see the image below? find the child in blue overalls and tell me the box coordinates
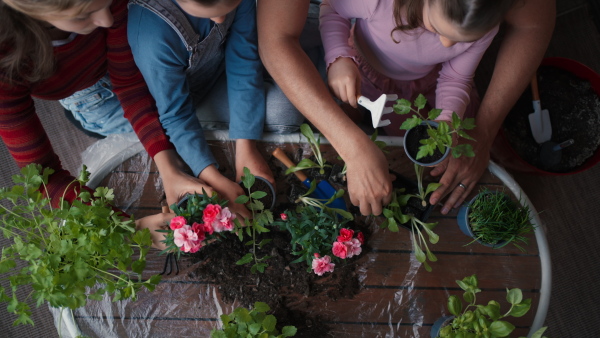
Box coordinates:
[128,0,303,218]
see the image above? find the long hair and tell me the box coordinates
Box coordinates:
[0,0,92,84]
[391,0,517,42]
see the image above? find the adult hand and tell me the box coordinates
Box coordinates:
[327,57,362,108]
[345,140,394,216]
[428,132,491,214]
[161,169,214,209]
[135,212,175,250]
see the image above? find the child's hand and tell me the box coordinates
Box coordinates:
[199,165,252,220]
[135,212,175,250]
[327,57,362,108]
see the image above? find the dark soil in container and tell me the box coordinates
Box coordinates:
[405,124,445,164]
[503,65,600,172]
[390,170,436,230]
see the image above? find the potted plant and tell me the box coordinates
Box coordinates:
[457,189,535,251]
[380,163,441,271]
[0,164,160,325]
[431,274,532,338]
[211,301,297,338]
[393,94,476,166]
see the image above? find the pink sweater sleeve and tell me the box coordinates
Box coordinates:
[319,0,377,68]
[435,26,499,120]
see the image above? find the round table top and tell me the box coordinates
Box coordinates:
[71,140,548,337]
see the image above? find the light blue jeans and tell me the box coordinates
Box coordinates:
[59,74,133,136]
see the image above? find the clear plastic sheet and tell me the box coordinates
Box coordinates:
[50,132,549,338]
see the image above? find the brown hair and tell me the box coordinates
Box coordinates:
[0,0,92,84]
[391,0,517,42]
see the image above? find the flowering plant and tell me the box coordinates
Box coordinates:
[158,191,239,258]
[278,206,363,276]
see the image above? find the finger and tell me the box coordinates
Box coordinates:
[381,173,395,206]
[430,158,449,177]
[440,182,472,215]
[359,199,373,216]
[347,83,358,108]
[369,199,383,216]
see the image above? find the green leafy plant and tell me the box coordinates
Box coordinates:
[0,164,159,326]
[293,181,353,220]
[437,274,532,338]
[278,204,351,272]
[394,94,476,159]
[466,190,535,251]
[380,164,440,271]
[285,124,330,175]
[211,301,297,338]
[234,168,275,273]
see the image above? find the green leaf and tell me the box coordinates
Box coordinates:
[425,182,442,196]
[281,325,298,337]
[414,94,427,109]
[262,314,277,332]
[506,288,523,305]
[248,323,261,335]
[254,301,270,313]
[509,298,531,317]
[388,218,399,232]
[250,191,268,200]
[448,295,462,316]
[428,108,442,120]
[488,320,515,337]
[393,99,412,115]
[399,117,421,130]
[242,167,256,189]
[528,327,548,338]
[236,253,254,265]
[416,145,433,160]
[235,195,250,204]
[462,117,476,130]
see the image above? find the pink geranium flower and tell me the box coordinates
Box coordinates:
[356,232,365,245]
[174,225,199,253]
[312,255,335,276]
[332,241,348,259]
[345,238,362,258]
[202,204,222,225]
[188,240,203,254]
[280,213,288,221]
[337,228,354,242]
[170,216,187,230]
[191,222,207,242]
[212,207,235,232]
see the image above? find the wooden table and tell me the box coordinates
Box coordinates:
[71,139,548,337]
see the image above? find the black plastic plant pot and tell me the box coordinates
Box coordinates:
[456,192,508,248]
[176,193,194,210]
[238,176,276,211]
[403,121,451,167]
[390,170,436,226]
[430,315,454,338]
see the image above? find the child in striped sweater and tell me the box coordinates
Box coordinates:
[0,0,211,247]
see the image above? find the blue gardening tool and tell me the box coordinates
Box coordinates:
[272,148,347,211]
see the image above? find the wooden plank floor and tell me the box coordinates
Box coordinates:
[77,141,542,337]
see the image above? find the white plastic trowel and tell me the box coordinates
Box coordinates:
[357,94,398,128]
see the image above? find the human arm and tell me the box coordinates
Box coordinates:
[429,0,556,213]
[319,0,371,107]
[257,0,393,216]
[435,26,498,120]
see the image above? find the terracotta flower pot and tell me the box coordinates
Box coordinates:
[404,121,451,167]
[491,57,600,175]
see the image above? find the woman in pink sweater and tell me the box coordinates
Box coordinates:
[320,0,516,135]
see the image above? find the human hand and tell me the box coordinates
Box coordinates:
[428,133,491,214]
[161,169,215,209]
[327,57,362,108]
[199,165,251,221]
[135,212,176,251]
[345,140,394,216]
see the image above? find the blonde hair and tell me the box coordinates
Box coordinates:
[0,0,93,84]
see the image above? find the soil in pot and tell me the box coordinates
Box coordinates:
[404,124,445,164]
[503,65,600,172]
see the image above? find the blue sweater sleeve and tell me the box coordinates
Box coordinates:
[127,4,216,177]
[225,0,266,139]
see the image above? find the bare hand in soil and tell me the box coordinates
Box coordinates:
[429,137,490,214]
[345,141,394,216]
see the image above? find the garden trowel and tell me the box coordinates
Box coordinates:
[528,74,552,144]
[272,148,347,211]
[358,94,398,128]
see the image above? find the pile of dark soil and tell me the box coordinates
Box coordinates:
[503,65,600,172]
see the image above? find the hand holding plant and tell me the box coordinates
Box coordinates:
[394,94,476,159]
[0,164,160,325]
